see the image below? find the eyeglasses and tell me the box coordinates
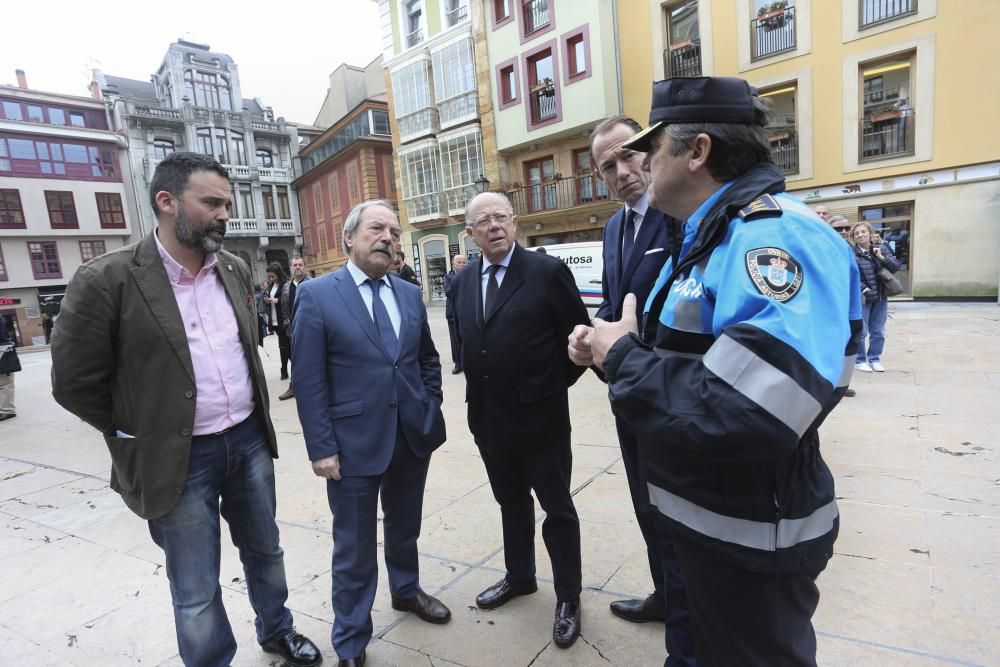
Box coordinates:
[471,212,512,228]
[833,227,850,233]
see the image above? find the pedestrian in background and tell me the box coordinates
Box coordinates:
[851,220,900,373]
[0,316,20,422]
[828,215,857,397]
[278,256,310,400]
[265,263,291,380]
[443,253,467,375]
[42,312,54,344]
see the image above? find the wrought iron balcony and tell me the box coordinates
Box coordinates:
[768,129,799,175]
[751,6,797,61]
[529,83,557,124]
[446,4,468,26]
[860,0,917,29]
[663,41,702,78]
[406,28,424,48]
[860,108,914,160]
[505,174,610,217]
[523,0,550,34]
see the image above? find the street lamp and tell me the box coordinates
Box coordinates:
[474,174,490,193]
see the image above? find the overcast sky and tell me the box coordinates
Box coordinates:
[0,0,383,125]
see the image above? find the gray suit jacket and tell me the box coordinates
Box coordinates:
[51,232,277,519]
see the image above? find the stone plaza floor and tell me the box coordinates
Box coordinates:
[0,302,998,666]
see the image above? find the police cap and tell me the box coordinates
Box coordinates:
[623,76,762,152]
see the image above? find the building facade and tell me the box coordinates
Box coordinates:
[0,71,135,346]
[377,0,492,304]
[293,69,396,275]
[481,0,625,248]
[618,0,1000,298]
[94,40,303,282]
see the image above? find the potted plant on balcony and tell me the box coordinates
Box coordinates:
[530,77,555,97]
[758,0,788,29]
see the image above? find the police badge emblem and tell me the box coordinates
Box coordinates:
[745,247,803,302]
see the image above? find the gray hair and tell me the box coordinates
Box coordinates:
[343,199,395,254]
[827,215,849,225]
[663,97,774,181]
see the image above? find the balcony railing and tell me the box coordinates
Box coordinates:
[131,104,183,121]
[446,4,468,26]
[397,108,439,142]
[860,0,917,29]
[406,28,423,48]
[264,219,295,234]
[529,84,557,124]
[663,41,702,78]
[251,119,283,134]
[226,218,259,235]
[228,164,252,178]
[506,174,611,216]
[523,0,550,34]
[768,130,799,175]
[404,192,443,220]
[860,108,914,160]
[258,167,290,180]
[751,6,797,61]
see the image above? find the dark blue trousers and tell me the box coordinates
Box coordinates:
[325,432,430,660]
[617,416,696,667]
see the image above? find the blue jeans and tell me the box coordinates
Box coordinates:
[857,298,889,363]
[148,414,294,667]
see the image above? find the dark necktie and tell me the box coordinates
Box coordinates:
[484,264,500,317]
[622,208,637,268]
[366,278,398,357]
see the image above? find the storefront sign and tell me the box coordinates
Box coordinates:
[0,298,21,306]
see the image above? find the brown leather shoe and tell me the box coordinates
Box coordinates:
[391,589,451,624]
[278,386,295,401]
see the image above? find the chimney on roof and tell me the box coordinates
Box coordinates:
[89,80,102,101]
[15,69,27,89]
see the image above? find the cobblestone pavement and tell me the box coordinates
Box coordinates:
[1,302,997,666]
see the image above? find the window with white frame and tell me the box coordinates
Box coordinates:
[403,0,424,47]
[438,129,483,213]
[444,0,469,27]
[399,142,441,219]
[391,59,437,140]
[432,37,477,127]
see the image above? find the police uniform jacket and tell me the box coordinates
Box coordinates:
[603,162,863,575]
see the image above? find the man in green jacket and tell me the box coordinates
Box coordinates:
[51,152,321,667]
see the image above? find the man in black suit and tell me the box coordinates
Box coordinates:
[585,115,694,666]
[442,253,467,375]
[451,192,589,649]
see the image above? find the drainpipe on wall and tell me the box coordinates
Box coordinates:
[611,0,624,114]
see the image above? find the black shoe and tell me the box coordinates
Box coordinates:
[844,387,857,397]
[338,649,365,667]
[475,576,538,609]
[280,370,289,381]
[451,366,463,375]
[0,413,15,422]
[609,593,665,623]
[279,387,295,401]
[261,629,322,667]
[391,589,452,624]
[553,599,581,648]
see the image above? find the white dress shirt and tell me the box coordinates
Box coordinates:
[346,261,401,337]
[480,246,516,313]
[622,191,650,255]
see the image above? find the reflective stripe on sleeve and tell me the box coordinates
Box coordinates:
[648,482,839,551]
[703,334,822,438]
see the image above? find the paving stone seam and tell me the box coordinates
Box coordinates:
[815,630,986,667]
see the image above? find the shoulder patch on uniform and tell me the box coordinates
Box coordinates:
[738,194,782,221]
[745,247,803,302]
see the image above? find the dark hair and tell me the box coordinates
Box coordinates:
[396,250,405,259]
[589,115,643,160]
[149,152,230,218]
[266,263,287,283]
[663,98,774,181]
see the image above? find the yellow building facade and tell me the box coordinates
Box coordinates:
[617,0,1000,297]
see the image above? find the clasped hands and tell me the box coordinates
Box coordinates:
[567,293,639,371]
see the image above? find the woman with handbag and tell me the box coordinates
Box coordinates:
[852,221,902,372]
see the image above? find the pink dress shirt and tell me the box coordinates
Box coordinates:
[155,233,255,435]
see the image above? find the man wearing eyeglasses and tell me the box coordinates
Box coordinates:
[449,192,590,649]
[827,215,857,398]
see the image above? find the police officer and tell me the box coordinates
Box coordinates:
[569,77,862,666]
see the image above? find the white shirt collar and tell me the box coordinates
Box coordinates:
[625,191,650,220]
[481,245,516,275]
[346,260,391,288]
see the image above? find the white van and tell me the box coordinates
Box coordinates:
[532,241,604,307]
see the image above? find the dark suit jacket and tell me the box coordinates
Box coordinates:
[292,267,445,476]
[443,270,458,319]
[595,204,682,322]
[280,274,309,333]
[452,244,589,456]
[51,233,275,519]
